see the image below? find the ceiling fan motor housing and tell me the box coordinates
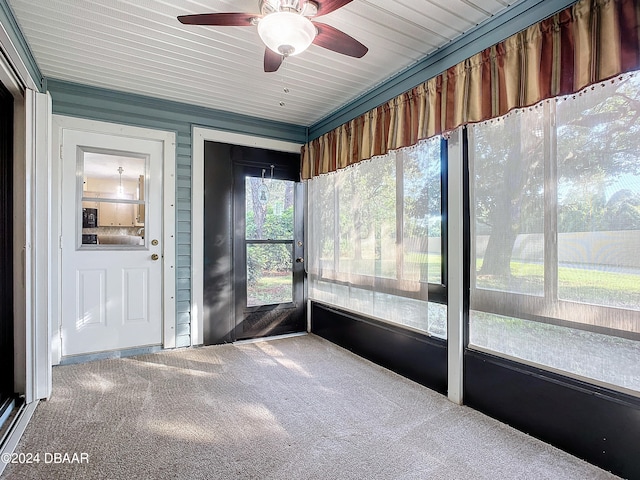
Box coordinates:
[259,0,318,16]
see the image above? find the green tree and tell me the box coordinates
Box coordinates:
[338,158,395,270]
[403,141,442,239]
[476,76,640,278]
[245,178,295,290]
[557,77,640,232]
[474,111,545,277]
[602,189,640,230]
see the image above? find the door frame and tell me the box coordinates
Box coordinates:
[52,116,176,365]
[192,126,302,346]
[1,16,51,477]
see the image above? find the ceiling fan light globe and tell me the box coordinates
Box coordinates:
[258,12,316,57]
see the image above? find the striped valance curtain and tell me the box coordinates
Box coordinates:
[301,0,640,180]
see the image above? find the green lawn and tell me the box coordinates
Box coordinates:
[248,273,292,305]
[332,254,442,283]
[258,254,639,310]
[476,259,640,309]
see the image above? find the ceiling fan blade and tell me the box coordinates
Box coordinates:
[315,0,354,17]
[264,48,284,73]
[177,13,256,26]
[312,22,368,58]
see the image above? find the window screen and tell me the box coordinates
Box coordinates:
[307,137,446,337]
[468,73,640,394]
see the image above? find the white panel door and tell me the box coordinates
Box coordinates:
[61,129,163,357]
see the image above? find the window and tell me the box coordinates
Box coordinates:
[245,177,295,306]
[468,73,640,394]
[80,151,147,247]
[307,137,446,337]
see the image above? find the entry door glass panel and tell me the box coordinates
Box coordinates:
[233,158,305,342]
[80,151,147,247]
[247,243,293,306]
[245,177,294,240]
[245,177,295,306]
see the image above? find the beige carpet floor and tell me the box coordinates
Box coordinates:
[2,334,621,479]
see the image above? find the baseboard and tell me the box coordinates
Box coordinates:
[233,332,307,345]
[464,349,640,479]
[311,302,448,394]
[59,345,163,365]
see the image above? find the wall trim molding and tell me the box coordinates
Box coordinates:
[46,78,306,144]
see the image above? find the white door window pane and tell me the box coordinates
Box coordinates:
[80,151,146,247]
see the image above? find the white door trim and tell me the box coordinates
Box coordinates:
[1,13,49,403]
[52,116,176,365]
[13,90,52,403]
[191,126,301,346]
[1,20,48,476]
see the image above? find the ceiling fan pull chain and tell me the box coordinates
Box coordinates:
[280,61,289,107]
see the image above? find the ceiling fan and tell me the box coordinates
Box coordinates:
[178,0,368,72]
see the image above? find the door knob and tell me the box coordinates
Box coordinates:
[151,253,159,261]
[296,257,304,263]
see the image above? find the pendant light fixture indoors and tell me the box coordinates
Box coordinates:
[117,166,124,196]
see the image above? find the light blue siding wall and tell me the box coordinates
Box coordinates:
[46,79,307,347]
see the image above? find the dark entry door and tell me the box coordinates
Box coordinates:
[233,163,305,340]
[0,80,15,419]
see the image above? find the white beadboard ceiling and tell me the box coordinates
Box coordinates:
[8,0,514,126]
